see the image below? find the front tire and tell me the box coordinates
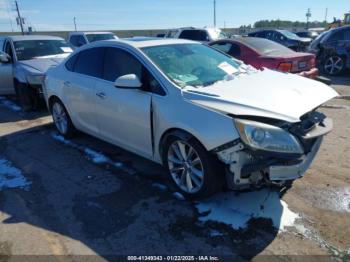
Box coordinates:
[50,99,75,138]
[164,133,224,198]
[15,82,34,112]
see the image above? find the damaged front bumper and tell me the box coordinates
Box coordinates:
[216,116,332,190]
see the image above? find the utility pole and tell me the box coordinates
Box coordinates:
[73,17,77,31]
[213,0,216,27]
[306,8,311,29]
[325,8,328,23]
[14,0,24,35]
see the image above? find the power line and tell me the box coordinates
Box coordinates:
[213,0,216,27]
[73,17,77,31]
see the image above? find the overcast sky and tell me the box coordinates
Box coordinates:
[0,0,348,32]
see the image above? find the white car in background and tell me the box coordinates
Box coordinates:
[165,27,227,42]
[68,31,118,48]
[44,38,337,198]
[0,35,72,111]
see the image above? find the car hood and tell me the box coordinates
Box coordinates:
[182,69,338,123]
[17,54,70,73]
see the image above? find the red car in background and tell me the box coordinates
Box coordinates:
[209,37,318,79]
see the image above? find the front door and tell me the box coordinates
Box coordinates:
[0,40,14,95]
[94,47,153,158]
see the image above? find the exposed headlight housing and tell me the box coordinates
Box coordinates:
[235,119,304,154]
[27,74,45,85]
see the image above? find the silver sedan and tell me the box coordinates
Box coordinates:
[44,38,337,198]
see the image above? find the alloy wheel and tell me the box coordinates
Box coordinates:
[167,140,204,194]
[324,56,344,75]
[52,102,68,135]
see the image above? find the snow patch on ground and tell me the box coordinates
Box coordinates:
[196,189,299,231]
[152,183,168,191]
[0,158,30,190]
[84,148,109,164]
[51,132,136,175]
[0,96,21,112]
[173,192,186,201]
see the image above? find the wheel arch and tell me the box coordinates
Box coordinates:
[158,128,207,165]
[48,95,62,112]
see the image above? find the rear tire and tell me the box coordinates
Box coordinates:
[323,55,345,76]
[163,132,224,199]
[50,99,76,138]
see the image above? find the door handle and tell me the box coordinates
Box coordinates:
[63,81,71,87]
[96,92,106,99]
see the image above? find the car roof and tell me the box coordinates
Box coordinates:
[0,35,64,41]
[69,31,114,35]
[86,38,198,49]
[330,25,350,33]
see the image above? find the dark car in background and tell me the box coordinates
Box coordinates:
[296,31,319,40]
[209,37,318,78]
[248,29,312,51]
[309,26,350,75]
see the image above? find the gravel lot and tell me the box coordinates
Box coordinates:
[0,75,349,261]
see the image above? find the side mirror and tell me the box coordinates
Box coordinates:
[114,74,142,89]
[0,52,10,63]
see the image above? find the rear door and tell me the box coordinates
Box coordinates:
[94,47,153,158]
[0,39,15,95]
[62,47,104,135]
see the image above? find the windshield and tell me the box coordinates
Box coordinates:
[86,34,116,42]
[14,40,72,61]
[279,30,300,40]
[310,30,330,49]
[142,44,241,87]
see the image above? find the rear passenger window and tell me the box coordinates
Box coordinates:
[211,42,232,53]
[65,54,78,71]
[103,47,142,82]
[328,31,344,42]
[74,48,105,78]
[229,43,241,57]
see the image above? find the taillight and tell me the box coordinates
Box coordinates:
[277,62,292,72]
[310,57,316,68]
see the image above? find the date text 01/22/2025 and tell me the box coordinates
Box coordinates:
[127,256,220,261]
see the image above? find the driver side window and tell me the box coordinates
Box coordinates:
[4,41,14,61]
[103,47,165,96]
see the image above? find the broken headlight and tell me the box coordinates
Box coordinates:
[27,74,45,85]
[235,119,304,154]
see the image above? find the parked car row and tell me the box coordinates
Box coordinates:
[163,26,349,76]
